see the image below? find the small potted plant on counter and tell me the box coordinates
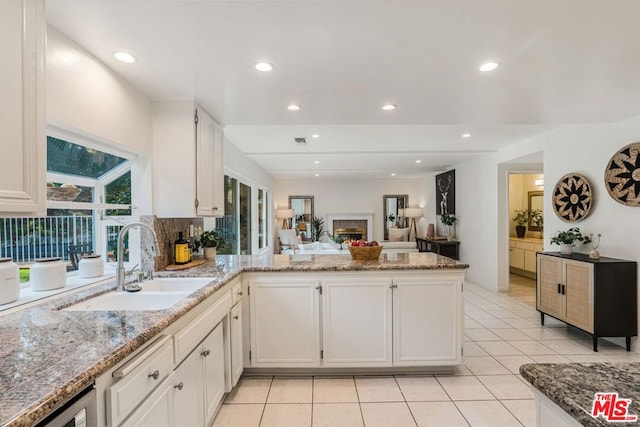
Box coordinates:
[441,213,457,241]
[550,227,592,254]
[512,209,529,238]
[199,229,226,260]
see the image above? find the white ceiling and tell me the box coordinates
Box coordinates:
[47,0,640,178]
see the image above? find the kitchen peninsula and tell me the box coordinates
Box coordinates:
[0,253,467,427]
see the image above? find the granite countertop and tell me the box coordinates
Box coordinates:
[521,362,640,426]
[0,252,466,427]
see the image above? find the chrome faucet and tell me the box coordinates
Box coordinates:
[116,222,160,292]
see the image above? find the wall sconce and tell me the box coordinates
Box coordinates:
[276,209,294,229]
[535,178,544,187]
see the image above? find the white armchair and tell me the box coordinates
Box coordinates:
[278,229,302,253]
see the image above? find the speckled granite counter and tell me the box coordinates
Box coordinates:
[521,362,640,426]
[0,252,466,427]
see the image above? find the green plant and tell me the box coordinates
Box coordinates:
[440,212,457,226]
[512,209,529,226]
[550,227,592,245]
[311,216,327,242]
[530,209,543,227]
[199,229,226,248]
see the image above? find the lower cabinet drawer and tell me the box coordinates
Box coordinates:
[174,290,232,363]
[106,336,174,426]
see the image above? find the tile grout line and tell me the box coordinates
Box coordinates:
[392,375,418,427]
[352,376,367,426]
[257,376,273,427]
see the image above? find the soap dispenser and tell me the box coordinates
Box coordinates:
[175,232,189,265]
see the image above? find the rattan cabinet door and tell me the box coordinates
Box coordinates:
[537,255,564,320]
[564,260,594,333]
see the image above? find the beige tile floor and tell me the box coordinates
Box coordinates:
[213,280,639,427]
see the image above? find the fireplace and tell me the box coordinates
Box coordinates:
[327,213,374,241]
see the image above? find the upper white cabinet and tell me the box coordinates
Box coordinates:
[0,0,46,215]
[152,101,224,217]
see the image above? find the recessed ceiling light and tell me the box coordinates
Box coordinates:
[415,160,422,163]
[315,173,320,177]
[311,134,320,138]
[462,133,471,138]
[114,51,136,63]
[479,61,499,72]
[382,104,397,111]
[287,104,301,111]
[391,173,396,176]
[314,160,320,164]
[254,62,274,72]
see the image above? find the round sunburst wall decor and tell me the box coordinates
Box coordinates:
[552,173,593,222]
[604,142,640,206]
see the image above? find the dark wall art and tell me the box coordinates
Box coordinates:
[552,173,593,222]
[604,142,640,207]
[435,170,455,215]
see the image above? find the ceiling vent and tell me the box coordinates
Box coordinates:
[295,137,307,145]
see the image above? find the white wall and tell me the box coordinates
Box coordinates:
[454,115,640,344]
[47,26,152,155]
[274,177,433,243]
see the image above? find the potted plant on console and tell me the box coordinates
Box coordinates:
[311,216,327,242]
[200,229,225,261]
[441,213,457,241]
[512,209,529,238]
[550,227,592,255]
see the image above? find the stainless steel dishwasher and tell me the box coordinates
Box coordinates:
[35,384,97,427]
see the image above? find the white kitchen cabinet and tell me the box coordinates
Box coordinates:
[392,274,463,365]
[0,0,46,215]
[152,101,224,217]
[120,376,173,427]
[230,302,244,386]
[249,276,321,367]
[509,247,525,270]
[510,239,543,273]
[201,323,225,425]
[172,346,204,427]
[322,277,392,367]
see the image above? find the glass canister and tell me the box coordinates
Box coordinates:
[78,254,104,278]
[30,258,67,291]
[0,258,20,305]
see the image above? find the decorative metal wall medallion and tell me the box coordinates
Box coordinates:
[604,142,640,206]
[552,173,593,222]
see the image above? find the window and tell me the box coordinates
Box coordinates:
[215,174,270,254]
[0,131,139,285]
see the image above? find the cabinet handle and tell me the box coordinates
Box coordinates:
[561,285,566,295]
[148,370,160,380]
[237,291,243,296]
[201,349,211,357]
[212,206,219,211]
[390,284,398,289]
[233,315,239,320]
[174,382,184,390]
[557,283,561,294]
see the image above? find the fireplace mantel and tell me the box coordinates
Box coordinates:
[327,212,374,241]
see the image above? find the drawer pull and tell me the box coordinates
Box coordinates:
[174,382,184,390]
[237,291,243,296]
[233,315,239,320]
[148,370,160,380]
[201,349,211,357]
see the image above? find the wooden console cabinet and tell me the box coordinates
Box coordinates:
[537,252,637,351]
[416,238,460,260]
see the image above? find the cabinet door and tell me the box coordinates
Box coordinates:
[249,277,321,367]
[0,0,46,215]
[230,302,244,386]
[393,276,463,365]
[509,248,525,269]
[537,255,564,319]
[563,260,594,333]
[172,348,204,427]
[121,376,174,427]
[195,108,216,217]
[523,249,537,272]
[202,322,225,424]
[322,278,392,367]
